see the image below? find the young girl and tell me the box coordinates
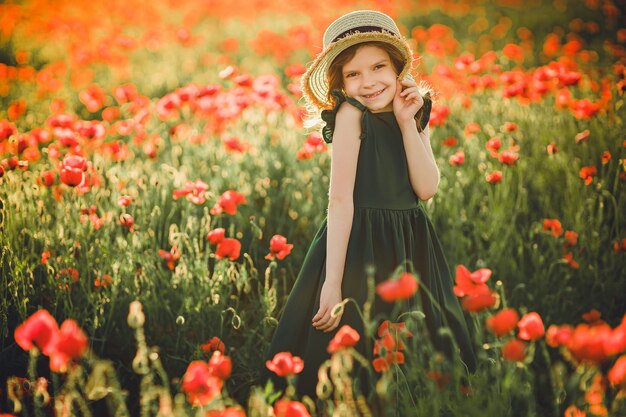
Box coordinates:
[258,9,477,402]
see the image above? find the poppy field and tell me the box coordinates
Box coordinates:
[0,0,625,416]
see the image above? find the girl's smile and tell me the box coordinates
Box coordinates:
[341,45,398,113]
[362,87,387,99]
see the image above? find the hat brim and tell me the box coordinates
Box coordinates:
[301,31,414,110]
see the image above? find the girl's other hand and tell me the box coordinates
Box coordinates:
[312,280,343,333]
[393,79,424,126]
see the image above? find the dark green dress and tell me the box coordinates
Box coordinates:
[258,89,476,401]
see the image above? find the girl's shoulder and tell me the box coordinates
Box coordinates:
[320,89,367,143]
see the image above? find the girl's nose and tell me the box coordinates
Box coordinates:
[362,73,376,88]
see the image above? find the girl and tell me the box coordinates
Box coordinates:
[258,9,477,403]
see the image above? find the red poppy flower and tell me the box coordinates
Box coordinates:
[297,133,327,160]
[327,325,360,354]
[205,407,247,417]
[181,361,223,406]
[116,196,132,207]
[201,336,226,354]
[604,323,626,356]
[372,356,390,373]
[464,122,481,136]
[79,84,107,112]
[206,228,226,245]
[372,350,404,373]
[571,98,601,119]
[564,251,581,267]
[542,219,563,236]
[461,286,497,312]
[208,350,232,380]
[59,155,87,187]
[502,339,526,362]
[265,234,294,260]
[546,324,573,348]
[564,230,578,247]
[8,98,27,121]
[94,274,112,288]
[486,171,503,184]
[503,122,518,132]
[563,405,586,417]
[579,165,597,185]
[265,352,304,377]
[158,246,180,270]
[546,143,558,155]
[429,105,450,127]
[210,190,246,215]
[566,322,613,363]
[574,129,590,143]
[449,150,464,166]
[173,179,209,205]
[376,272,419,302]
[486,308,519,337]
[442,137,458,147]
[285,63,306,77]
[498,150,519,166]
[614,238,626,253]
[223,136,248,153]
[608,355,626,387]
[38,170,56,187]
[486,137,501,153]
[113,83,139,104]
[517,312,545,340]
[296,148,313,160]
[502,43,524,62]
[75,120,106,140]
[373,331,397,355]
[377,320,413,339]
[582,309,603,324]
[0,120,18,141]
[14,310,59,355]
[273,399,311,417]
[453,265,491,297]
[119,213,134,232]
[215,238,241,261]
[156,92,182,120]
[41,251,51,265]
[49,319,88,373]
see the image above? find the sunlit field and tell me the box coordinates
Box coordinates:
[1,0,625,416]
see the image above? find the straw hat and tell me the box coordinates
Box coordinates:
[301,10,414,110]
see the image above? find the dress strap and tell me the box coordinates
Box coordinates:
[320,89,367,144]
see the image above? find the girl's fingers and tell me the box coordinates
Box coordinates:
[322,314,341,332]
[403,92,422,102]
[314,312,332,328]
[312,307,326,323]
[400,86,417,97]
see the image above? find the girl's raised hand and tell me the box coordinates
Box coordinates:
[393,78,424,126]
[312,280,343,333]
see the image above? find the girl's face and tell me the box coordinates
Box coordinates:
[341,45,398,113]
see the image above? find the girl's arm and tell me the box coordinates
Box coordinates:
[312,101,362,333]
[394,79,440,200]
[419,125,436,164]
[400,122,440,200]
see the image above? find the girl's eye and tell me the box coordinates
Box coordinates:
[374,64,385,70]
[345,72,357,78]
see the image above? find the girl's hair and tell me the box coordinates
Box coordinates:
[324,41,432,131]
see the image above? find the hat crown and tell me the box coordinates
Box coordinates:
[322,10,402,49]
